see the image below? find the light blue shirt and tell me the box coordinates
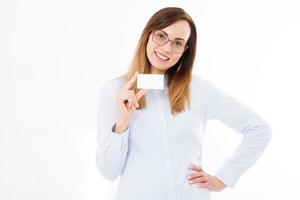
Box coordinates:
[96,74,272,200]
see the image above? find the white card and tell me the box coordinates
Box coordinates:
[137,74,164,90]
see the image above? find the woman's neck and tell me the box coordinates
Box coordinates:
[150,66,166,74]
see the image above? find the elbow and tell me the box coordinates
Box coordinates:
[243,122,273,144]
[265,124,273,141]
[96,154,120,181]
[258,123,273,144]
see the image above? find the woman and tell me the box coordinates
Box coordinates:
[96,7,272,200]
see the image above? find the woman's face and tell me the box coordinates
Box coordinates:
[146,20,191,74]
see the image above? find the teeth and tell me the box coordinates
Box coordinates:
[156,52,169,60]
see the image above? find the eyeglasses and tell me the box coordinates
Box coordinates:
[151,30,188,54]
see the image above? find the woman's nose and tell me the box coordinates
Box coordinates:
[161,40,172,53]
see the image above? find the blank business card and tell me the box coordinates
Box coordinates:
[137,74,164,90]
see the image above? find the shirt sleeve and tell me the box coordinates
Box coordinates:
[201,77,272,188]
[96,82,130,181]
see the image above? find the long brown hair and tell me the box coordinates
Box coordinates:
[120,7,197,115]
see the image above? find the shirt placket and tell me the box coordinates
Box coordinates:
[155,90,177,200]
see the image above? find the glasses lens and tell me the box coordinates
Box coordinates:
[172,40,186,53]
[152,30,187,53]
[153,31,167,45]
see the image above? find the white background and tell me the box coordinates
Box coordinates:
[1,0,300,199]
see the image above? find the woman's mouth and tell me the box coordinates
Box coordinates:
[155,51,169,61]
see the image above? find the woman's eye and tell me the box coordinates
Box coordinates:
[158,33,166,39]
[175,41,184,46]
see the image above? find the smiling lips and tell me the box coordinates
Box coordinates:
[155,51,169,61]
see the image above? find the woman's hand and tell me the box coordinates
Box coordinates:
[186,164,227,192]
[116,71,148,123]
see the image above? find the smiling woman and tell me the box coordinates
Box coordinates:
[120,7,197,115]
[146,21,191,74]
[96,6,272,200]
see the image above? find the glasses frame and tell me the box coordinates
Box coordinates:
[151,30,189,54]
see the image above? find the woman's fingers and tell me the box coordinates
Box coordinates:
[136,89,149,100]
[128,91,135,109]
[120,83,147,111]
[187,171,207,181]
[120,93,133,104]
[187,171,210,186]
[120,90,137,108]
[189,164,203,172]
[190,176,209,184]
[186,166,213,188]
[123,71,138,90]
[126,89,146,109]
[134,95,139,108]
[133,92,137,107]
[121,94,135,110]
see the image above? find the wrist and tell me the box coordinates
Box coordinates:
[116,117,129,125]
[114,118,129,134]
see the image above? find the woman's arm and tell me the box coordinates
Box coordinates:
[96,82,129,181]
[201,77,272,188]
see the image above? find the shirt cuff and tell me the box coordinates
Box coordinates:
[107,123,129,147]
[214,159,242,188]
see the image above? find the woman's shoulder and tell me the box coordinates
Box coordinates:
[192,73,223,88]
[191,74,210,90]
[190,74,223,97]
[99,76,126,96]
[191,74,202,84]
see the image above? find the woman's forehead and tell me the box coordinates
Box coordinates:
[161,20,191,41]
